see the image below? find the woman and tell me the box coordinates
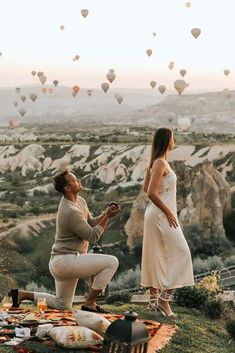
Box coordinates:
[9,170,121,313]
[141,128,194,317]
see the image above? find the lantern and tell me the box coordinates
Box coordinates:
[102,311,149,353]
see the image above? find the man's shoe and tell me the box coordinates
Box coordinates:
[8,289,20,308]
[81,305,110,314]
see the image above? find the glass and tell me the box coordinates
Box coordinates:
[37,298,47,314]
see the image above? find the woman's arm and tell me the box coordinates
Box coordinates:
[147,160,178,228]
[143,166,151,192]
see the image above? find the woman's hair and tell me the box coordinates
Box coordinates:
[149,128,173,167]
[53,170,69,194]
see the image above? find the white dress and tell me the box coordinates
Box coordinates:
[141,161,194,290]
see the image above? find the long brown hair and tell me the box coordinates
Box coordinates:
[149,128,173,167]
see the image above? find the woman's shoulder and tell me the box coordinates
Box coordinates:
[152,159,168,168]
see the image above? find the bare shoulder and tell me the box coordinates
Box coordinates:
[152,159,168,169]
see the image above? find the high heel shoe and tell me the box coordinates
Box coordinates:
[148,292,177,318]
[8,289,20,308]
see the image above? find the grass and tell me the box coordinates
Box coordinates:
[0,303,234,353]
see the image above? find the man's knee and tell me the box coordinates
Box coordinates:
[109,255,119,271]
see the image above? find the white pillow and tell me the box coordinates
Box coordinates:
[49,326,103,349]
[73,310,111,335]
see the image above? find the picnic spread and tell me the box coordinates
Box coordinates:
[0,306,178,351]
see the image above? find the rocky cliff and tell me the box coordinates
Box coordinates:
[124,161,232,249]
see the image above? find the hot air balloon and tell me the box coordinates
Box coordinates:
[158,85,166,95]
[72,85,80,97]
[39,75,47,85]
[106,70,116,83]
[101,82,110,93]
[168,61,174,70]
[20,95,27,102]
[41,87,47,93]
[13,101,18,107]
[30,93,37,102]
[19,108,26,117]
[224,69,230,76]
[174,79,186,95]
[150,81,156,89]
[81,9,89,18]
[0,52,2,57]
[180,69,187,77]
[186,2,191,8]
[146,49,153,57]
[53,80,59,87]
[31,70,36,76]
[60,25,65,30]
[75,55,80,61]
[177,117,191,131]
[37,71,44,77]
[8,118,20,129]
[191,28,201,39]
[152,32,156,37]
[48,88,54,94]
[114,93,123,104]
[87,89,92,96]
[16,87,21,94]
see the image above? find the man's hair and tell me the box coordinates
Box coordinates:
[53,170,69,195]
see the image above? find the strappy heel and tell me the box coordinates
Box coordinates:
[148,290,177,318]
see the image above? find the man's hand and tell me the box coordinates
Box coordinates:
[106,204,121,218]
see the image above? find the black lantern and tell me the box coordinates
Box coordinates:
[102,311,150,353]
[92,243,103,254]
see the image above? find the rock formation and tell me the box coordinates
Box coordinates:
[125,161,231,249]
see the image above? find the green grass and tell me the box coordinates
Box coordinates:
[0,303,234,353]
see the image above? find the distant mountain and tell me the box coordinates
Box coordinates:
[0,85,163,124]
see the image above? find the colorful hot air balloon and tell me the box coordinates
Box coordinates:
[72,85,80,97]
[75,55,80,61]
[48,88,54,94]
[20,95,27,102]
[81,9,89,18]
[174,79,186,95]
[150,81,156,89]
[178,117,191,131]
[168,61,174,70]
[87,89,92,96]
[41,87,47,93]
[101,82,110,93]
[16,87,21,94]
[180,69,187,77]
[13,101,18,107]
[60,25,65,30]
[114,93,123,104]
[37,71,44,77]
[30,93,37,102]
[146,49,153,57]
[39,75,47,85]
[191,28,201,39]
[53,80,59,87]
[224,69,230,76]
[186,2,191,8]
[158,85,166,95]
[19,108,26,117]
[152,32,156,37]
[31,70,36,76]
[106,70,116,83]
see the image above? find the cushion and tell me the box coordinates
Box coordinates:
[73,310,111,335]
[49,326,103,349]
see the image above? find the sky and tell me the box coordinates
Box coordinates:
[0,0,235,91]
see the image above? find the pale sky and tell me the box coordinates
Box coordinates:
[0,0,235,90]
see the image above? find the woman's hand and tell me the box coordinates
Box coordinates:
[166,211,178,228]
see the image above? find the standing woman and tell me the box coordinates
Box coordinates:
[141,128,194,317]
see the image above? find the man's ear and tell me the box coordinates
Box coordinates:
[64,185,70,193]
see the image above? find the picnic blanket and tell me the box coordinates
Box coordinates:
[0,307,178,351]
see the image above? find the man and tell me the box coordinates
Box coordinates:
[9,170,121,313]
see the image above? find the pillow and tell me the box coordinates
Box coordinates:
[49,326,103,349]
[73,310,111,335]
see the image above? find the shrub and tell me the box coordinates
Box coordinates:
[203,299,224,319]
[174,285,210,309]
[226,319,235,340]
[109,266,141,292]
[199,273,221,295]
[106,290,131,304]
[193,256,225,275]
[224,210,235,244]
[224,255,235,267]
